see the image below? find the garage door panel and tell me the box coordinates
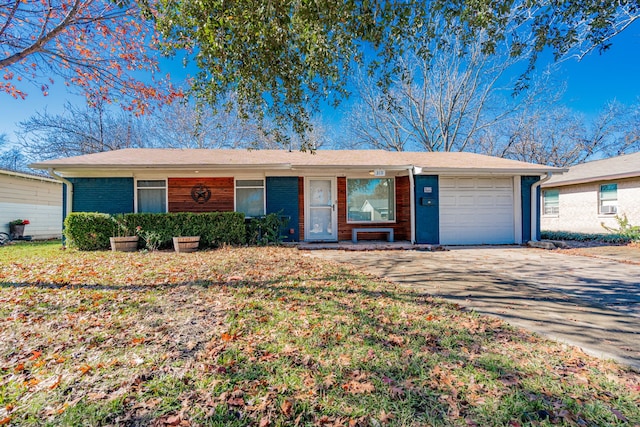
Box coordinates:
[457,195,475,206]
[495,195,513,206]
[476,196,495,206]
[476,178,496,188]
[439,177,515,245]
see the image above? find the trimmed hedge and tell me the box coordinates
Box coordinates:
[124,212,246,249]
[541,230,631,244]
[64,212,246,250]
[64,212,117,251]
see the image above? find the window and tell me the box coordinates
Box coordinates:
[543,189,559,215]
[347,178,395,222]
[599,183,617,214]
[236,179,265,217]
[137,180,166,213]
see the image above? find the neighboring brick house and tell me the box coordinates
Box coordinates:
[31,148,564,245]
[0,168,63,239]
[541,152,640,233]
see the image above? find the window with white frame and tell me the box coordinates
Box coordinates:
[543,189,559,215]
[347,178,395,222]
[236,179,265,217]
[137,180,166,213]
[599,183,618,214]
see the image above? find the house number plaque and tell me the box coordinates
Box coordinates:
[191,184,211,204]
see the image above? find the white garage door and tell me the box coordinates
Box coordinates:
[440,176,515,245]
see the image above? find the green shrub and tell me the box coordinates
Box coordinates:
[245,213,290,245]
[541,230,631,244]
[64,212,116,250]
[124,212,246,249]
[64,212,248,251]
[601,214,640,242]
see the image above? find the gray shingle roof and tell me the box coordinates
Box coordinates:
[542,152,640,187]
[30,148,563,174]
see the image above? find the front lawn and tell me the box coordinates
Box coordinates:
[0,242,638,426]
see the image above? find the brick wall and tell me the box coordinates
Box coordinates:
[70,177,134,215]
[541,177,640,233]
[298,177,305,239]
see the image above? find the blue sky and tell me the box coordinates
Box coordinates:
[1,21,639,147]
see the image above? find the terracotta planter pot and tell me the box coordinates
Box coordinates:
[110,236,139,252]
[10,224,25,239]
[173,236,200,253]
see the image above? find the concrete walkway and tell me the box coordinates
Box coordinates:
[308,247,640,370]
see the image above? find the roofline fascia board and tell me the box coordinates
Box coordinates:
[30,165,565,175]
[542,171,640,188]
[418,168,565,175]
[30,163,294,170]
[1,168,61,183]
[289,165,413,170]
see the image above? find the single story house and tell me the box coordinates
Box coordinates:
[0,168,63,240]
[31,149,564,245]
[541,152,640,234]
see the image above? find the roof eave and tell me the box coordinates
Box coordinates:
[542,171,640,187]
[420,167,566,175]
[1,168,62,183]
[30,163,294,171]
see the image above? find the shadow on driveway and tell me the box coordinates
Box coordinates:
[309,246,640,370]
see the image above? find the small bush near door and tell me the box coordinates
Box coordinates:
[245,213,289,245]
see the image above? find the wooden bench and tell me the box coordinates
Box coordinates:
[352,227,394,243]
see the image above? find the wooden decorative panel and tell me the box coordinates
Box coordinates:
[168,177,234,213]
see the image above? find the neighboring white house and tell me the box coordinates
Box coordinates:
[541,152,640,233]
[360,199,391,221]
[0,168,63,240]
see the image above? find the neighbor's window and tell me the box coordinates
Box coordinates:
[543,189,559,215]
[599,183,618,215]
[236,179,265,217]
[347,178,395,222]
[137,180,166,213]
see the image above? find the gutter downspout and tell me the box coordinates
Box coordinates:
[48,168,73,245]
[409,166,420,244]
[530,172,552,242]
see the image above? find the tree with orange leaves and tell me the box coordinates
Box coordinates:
[0,0,180,114]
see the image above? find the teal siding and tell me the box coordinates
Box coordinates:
[521,176,541,241]
[266,177,299,242]
[69,178,134,215]
[414,175,439,244]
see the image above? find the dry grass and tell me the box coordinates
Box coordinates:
[0,242,638,426]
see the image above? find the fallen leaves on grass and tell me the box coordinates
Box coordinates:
[0,245,639,426]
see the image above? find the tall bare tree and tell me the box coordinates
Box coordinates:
[346,20,544,152]
[477,101,640,166]
[0,134,28,171]
[18,101,148,160]
[144,100,268,149]
[17,97,335,160]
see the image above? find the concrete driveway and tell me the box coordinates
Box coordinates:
[309,247,640,370]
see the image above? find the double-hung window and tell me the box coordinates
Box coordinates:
[599,183,617,215]
[236,179,265,217]
[346,178,395,222]
[543,189,559,215]
[137,180,166,213]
